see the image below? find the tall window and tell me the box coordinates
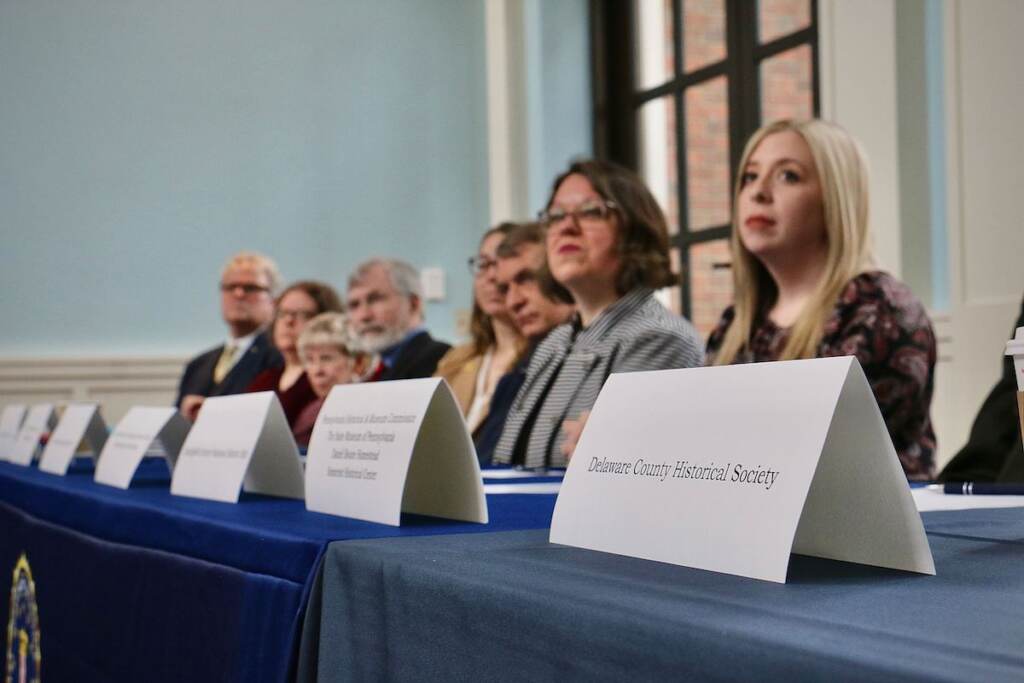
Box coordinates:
[591,0,819,337]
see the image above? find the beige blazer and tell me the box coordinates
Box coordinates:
[434,343,483,416]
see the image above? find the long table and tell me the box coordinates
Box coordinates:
[0,460,556,682]
[297,506,1024,682]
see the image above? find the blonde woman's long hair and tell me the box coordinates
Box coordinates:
[714,119,876,364]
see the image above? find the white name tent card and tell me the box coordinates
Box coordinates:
[0,404,28,461]
[8,404,57,466]
[549,357,935,584]
[305,378,487,526]
[95,407,191,489]
[170,391,304,503]
[39,403,108,475]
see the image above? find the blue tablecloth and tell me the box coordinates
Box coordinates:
[297,507,1024,682]
[0,460,556,682]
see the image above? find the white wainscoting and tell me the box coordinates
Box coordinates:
[0,356,186,426]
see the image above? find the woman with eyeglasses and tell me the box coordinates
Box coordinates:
[435,223,526,449]
[246,280,344,427]
[705,119,936,480]
[492,160,705,468]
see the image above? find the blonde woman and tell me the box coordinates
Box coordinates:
[706,119,936,480]
[435,223,526,434]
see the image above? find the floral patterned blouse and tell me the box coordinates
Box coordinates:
[705,271,937,480]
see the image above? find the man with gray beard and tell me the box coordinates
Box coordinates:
[345,258,450,381]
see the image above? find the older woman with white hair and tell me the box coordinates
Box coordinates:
[291,312,372,447]
[706,119,936,480]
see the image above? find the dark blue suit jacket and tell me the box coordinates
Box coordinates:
[175,331,283,407]
[473,355,528,467]
[378,331,450,382]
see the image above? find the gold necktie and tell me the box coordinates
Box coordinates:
[213,343,237,384]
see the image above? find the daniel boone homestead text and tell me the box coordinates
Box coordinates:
[318,413,418,481]
[588,457,780,491]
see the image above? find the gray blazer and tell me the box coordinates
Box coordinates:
[493,289,704,468]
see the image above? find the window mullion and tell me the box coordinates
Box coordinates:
[675,88,690,317]
[726,0,759,181]
[811,0,822,116]
[604,0,819,325]
[672,0,683,77]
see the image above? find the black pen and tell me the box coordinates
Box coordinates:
[928,482,1024,496]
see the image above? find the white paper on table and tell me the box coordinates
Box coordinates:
[305,378,487,526]
[39,403,108,475]
[549,357,935,584]
[95,407,190,489]
[0,404,28,461]
[912,488,1024,512]
[7,404,56,466]
[170,392,304,503]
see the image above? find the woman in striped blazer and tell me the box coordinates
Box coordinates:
[492,160,704,469]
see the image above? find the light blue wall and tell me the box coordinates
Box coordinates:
[0,0,491,356]
[525,0,593,214]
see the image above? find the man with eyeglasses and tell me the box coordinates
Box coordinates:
[346,258,450,382]
[473,222,575,463]
[175,251,284,420]
[494,223,575,343]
